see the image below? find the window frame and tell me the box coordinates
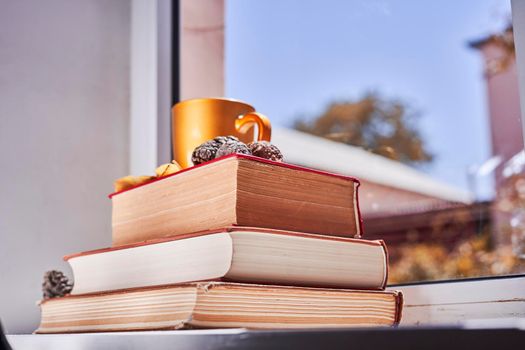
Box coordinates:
[129,0,525,326]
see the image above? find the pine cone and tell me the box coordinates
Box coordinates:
[248,141,284,162]
[213,135,239,145]
[215,140,251,158]
[192,136,239,165]
[42,270,73,299]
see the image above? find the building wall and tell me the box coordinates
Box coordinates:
[0,0,130,333]
[355,180,488,254]
[479,44,524,184]
[476,39,524,245]
[180,0,225,100]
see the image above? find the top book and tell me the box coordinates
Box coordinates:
[111,154,363,246]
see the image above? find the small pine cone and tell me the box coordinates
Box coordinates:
[248,141,284,162]
[192,136,239,165]
[42,270,73,299]
[213,135,239,145]
[191,141,217,165]
[215,140,251,158]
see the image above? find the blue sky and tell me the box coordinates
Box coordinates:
[225,0,512,198]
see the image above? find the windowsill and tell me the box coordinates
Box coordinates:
[7,326,525,350]
[389,274,525,326]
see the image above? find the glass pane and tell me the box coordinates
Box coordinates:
[226,0,525,283]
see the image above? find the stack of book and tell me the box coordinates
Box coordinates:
[36,154,403,333]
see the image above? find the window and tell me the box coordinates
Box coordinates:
[225,0,525,283]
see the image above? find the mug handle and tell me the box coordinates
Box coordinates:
[235,112,272,141]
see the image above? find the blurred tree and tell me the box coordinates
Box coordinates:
[294,94,433,165]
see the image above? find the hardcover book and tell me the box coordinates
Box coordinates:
[36,282,403,333]
[110,154,363,246]
[66,227,388,294]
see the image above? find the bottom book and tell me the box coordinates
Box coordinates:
[36,282,403,333]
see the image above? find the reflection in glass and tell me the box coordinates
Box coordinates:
[226,0,525,282]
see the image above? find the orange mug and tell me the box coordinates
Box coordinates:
[172,98,272,168]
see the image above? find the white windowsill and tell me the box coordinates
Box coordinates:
[390,275,525,326]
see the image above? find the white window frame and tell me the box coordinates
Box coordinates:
[129,0,173,175]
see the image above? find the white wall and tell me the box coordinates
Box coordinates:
[0,0,131,333]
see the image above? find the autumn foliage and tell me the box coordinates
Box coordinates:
[294,94,433,165]
[389,232,525,283]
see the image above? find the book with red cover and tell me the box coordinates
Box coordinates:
[36,282,403,333]
[65,227,388,295]
[110,154,363,246]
